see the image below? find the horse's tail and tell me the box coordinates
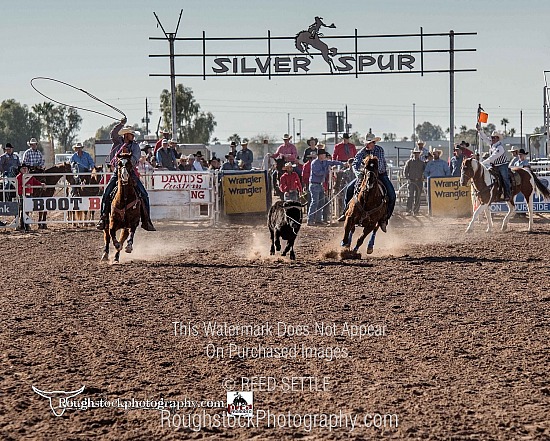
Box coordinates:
[530,169,550,200]
[295,31,307,52]
[329,47,338,57]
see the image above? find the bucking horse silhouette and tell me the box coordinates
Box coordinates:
[295,17,338,73]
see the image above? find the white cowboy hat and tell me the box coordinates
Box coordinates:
[27,138,38,146]
[282,134,292,140]
[432,148,443,156]
[169,138,178,144]
[240,139,249,145]
[490,130,503,140]
[364,133,381,143]
[118,126,140,136]
[412,146,422,153]
[416,140,425,145]
[73,142,84,149]
[508,145,518,152]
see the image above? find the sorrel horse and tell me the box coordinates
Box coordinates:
[30,163,72,229]
[341,156,387,254]
[101,153,141,263]
[460,158,550,232]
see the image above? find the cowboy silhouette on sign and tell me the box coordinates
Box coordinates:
[308,16,336,39]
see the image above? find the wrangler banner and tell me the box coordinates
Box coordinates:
[222,171,268,215]
[427,177,472,217]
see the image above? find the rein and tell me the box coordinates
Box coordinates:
[353,176,386,223]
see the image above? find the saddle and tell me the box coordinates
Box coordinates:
[487,167,519,201]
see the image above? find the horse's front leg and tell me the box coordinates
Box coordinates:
[110,226,121,251]
[502,199,515,231]
[485,205,494,233]
[527,193,534,232]
[366,228,378,254]
[466,203,485,233]
[269,227,275,255]
[341,218,354,248]
[124,228,135,253]
[101,229,110,261]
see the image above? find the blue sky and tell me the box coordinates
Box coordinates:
[1,0,549,145]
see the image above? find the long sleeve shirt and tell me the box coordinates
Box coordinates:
[236,149,254,170]
[108,121,140,167]
[479,131,507,166]
[424,159,450,178]
[16,173,43,197]
[353,145,387,176]
[22,148,45,168]
[279,171,302,193]
[310,159,344,184]
[333,141,357,161]
[70,151,95,173]
[155,148,177,170]
[272,143,298,162]
[0,153,21,177]
[404,158,426,180]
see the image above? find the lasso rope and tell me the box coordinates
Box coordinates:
[30,77,126,120]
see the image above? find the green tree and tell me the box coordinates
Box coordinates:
[52,107,82,152]
[533,126,546,134]
[415,121,444,141]
[32,102,57,161]
[509,128,516,137]
[95,122,118,140]
[0,99,41,152]
[227,133,241,144]
[159,84,217,143]
[383,132,396,142]
[500,118,509,136]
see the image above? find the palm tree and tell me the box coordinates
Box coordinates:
[459,125,468,134]
[500,118,509,136]
[227,134,241,144]
[509,128,516,137]
[32,102,56,164]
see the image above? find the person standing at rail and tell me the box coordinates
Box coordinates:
[70,143,95,174]
[0,143,21,177]
[22,138,44,169]
[96,118,156,231]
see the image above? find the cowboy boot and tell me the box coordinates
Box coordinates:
[96,214,108,230]
[140,204,156,231]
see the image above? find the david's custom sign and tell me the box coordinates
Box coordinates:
[150,16,476,79]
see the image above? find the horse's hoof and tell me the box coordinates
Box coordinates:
[101,253,109,261]
[125,244,133,253]
[367,247,374,254]
[282,251,287,256]
[290,253,296,260]
[340,241,349,247]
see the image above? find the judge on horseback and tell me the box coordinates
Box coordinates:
[96,118,156,231]
[476,123,511,201]
[338,132,396,232]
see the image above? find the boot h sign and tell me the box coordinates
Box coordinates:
[150,16,476,79]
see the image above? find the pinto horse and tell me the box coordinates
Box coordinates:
[69,165,103,225]
[460,158,550,232]
[101,153,141,263]
[30,163,72,229]
[341,156,387,254]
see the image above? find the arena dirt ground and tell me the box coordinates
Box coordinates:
[1,211,549,440]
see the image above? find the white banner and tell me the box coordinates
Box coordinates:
[23,197,101,212]
[152,171,211,190]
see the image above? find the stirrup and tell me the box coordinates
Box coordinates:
[96,216,107,230]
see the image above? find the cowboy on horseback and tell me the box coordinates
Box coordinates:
[476,123,511,201]
[96,118,156,231]
[338,132,396,232]
[308,16,335,39]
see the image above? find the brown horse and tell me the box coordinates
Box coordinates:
[460,158,550,232]
[30,163,72,229]
[69,165,103,226]
[101,153,141,263]
[341,156,387,254]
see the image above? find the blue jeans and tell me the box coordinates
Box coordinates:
[496,164,511,198]
[308,183,325,223]
[344,174,396,219]
[101,169,150,216]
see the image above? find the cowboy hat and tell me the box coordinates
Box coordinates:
[306,136,318,146]
[417,139,425,145]
[460,140,470,147]
[432,148,443,156]
[317,149,327,156]
[518,148,529,155]
[364,133,381,143]
[27,138,38,146]
[240,139,249,145]
[161,139,169,145]
[169,138,178,144]
[140,142,151,151]
[73,142,84,149]
[342,133,350,139]
[225,152,235,159]
[4,143,13,149]
[282,134,292,140]
[193,151,203,157]
[161,128,170,134]
[18,163,30,172]
[490,130,503,140]
[230,141,237,147]
[412,146,423,153]
[454,145,462,150]
[118,126,139,136]
[284,162,293,169]
[508,145,519,152]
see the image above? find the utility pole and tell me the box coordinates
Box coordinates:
[142,98,153,135]
[449,30,455,160]
[287,113,290,135]
[153,10,183,140]
[345,105,349,133]
[297,119,303,142]
[520,109,523,149]
[412,103,416,147]
[292,117,295,141]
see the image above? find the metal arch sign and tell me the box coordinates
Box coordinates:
[149,16,476,79]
